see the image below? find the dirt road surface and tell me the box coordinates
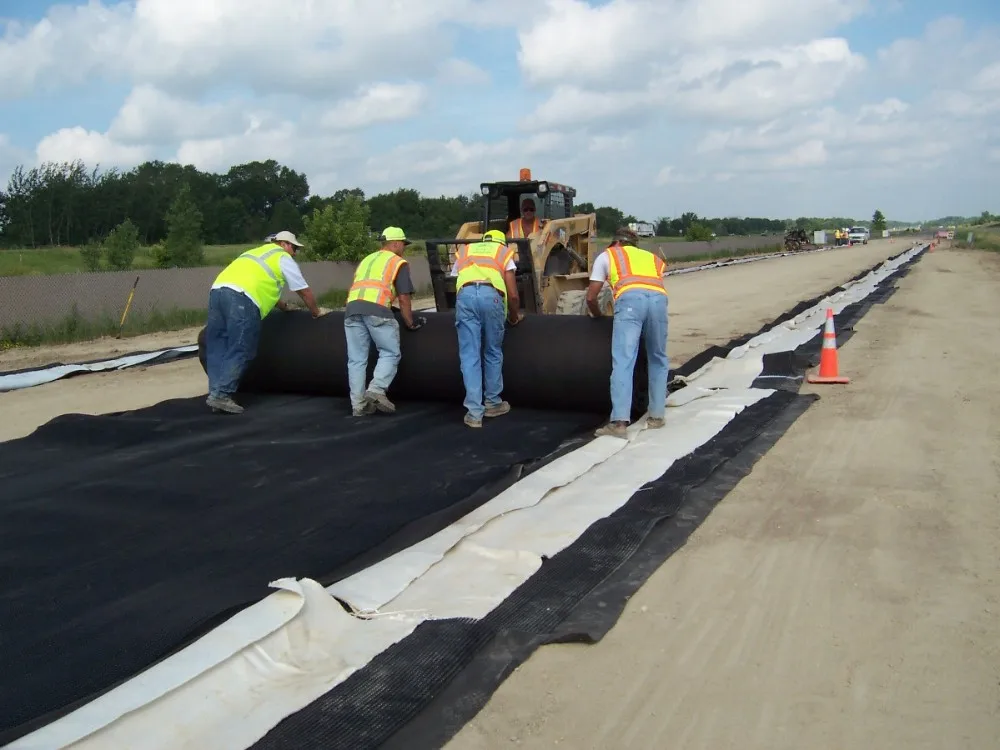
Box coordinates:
[447,247,1000,750]
[0,241,906,443]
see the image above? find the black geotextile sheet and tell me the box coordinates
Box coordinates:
[0,392,605,743]
[248,247,929,750]
[197,308,650,420]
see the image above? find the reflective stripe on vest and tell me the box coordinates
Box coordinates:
[606,244,667,299]
[212,243,289,318]
[347,249,406,307]
[455,241,515,308]
[508,217,540,239]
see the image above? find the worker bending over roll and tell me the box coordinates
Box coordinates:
[586,229,669,439]
[344,226,426,417]
[205,230,321,415]
[451,229,522,428]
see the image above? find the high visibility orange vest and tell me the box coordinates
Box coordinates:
[508,217,540,239]
[347,249,407,307]
[606,244,667,299]
[455,240,516,310]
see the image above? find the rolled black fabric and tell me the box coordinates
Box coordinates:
[198,309,649,418]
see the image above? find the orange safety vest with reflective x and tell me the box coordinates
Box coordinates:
[606,244,667,300]
[508,217,540,239]
[212,243,290,319]
[347,249,408,308]
[454,230,517,310]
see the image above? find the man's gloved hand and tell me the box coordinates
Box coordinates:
[407,316,427,331]
[507,312,525,326]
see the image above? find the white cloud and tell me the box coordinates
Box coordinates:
[320,83,427,130]
[0,0,473,99]
[520,0,869,129]
[108,85,248,145]
[1,1,997,222]
[517,0,869,88]
[36,127,152,167]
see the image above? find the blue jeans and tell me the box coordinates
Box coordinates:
[205,287,262,399]
[610,289,669,422]
[344,314,401,409]
[455,284,506,420]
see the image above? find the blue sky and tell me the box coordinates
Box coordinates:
[1,0,998,223]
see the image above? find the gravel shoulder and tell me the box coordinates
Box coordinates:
[447,246,1000,750]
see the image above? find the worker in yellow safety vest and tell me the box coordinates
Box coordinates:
[586,227,669,439]
[450,229,522,428]
[344,226,425,417]
[205,230,322,415]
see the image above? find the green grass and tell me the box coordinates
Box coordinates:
[954,227,1000,252]
[661,244,786,263]
[0,244,248,276]
[0,305,208,350]
[0,235,744,277]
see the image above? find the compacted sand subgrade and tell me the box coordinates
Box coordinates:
[447,247,1000,750]
[0,241,904,442]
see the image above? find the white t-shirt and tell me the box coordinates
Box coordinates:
[589,250,611,283]
[213,252,309,309]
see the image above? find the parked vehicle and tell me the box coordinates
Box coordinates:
[628,221,656,238]
[848,226,869,245]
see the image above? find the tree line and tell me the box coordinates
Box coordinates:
[0,157,925,268]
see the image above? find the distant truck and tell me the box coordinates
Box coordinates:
[628,221,656,238]
[848,226,870,245]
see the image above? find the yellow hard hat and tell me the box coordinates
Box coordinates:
[483,229,506,243]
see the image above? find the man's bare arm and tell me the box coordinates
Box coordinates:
[503,270,522,324]
[586,280,604,317]
[397,293,415,328]
[295,288,321,317]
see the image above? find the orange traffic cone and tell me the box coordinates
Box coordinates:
[806,308,850,384]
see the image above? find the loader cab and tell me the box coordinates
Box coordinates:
[478,169,576,235]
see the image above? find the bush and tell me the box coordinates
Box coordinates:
[103,218,140,271]
[302,194,378,262]
[157,183,205,267]
[79,241,103,271]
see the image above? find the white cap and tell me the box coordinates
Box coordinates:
[271,230,304,247]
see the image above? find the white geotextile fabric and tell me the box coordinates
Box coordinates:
[8,244,925,750]
[0,346,198,392]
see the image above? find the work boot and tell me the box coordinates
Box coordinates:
[207,395,244,415]
[484,401,511,418]
[594,421,628,439]
[464,413,483,428]
[352,402,376,417]
[364,389,395,413]
[646,417,665,429]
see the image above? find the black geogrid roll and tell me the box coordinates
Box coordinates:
[252,246,930,750]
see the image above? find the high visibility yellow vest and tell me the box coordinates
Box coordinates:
[606,244,667,300]
[212,243,289,318]
[347,249,407,307]
[455,240,516,309]
[508,217,540,239]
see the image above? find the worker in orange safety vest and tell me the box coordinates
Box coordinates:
[344,227,425,417]
[508,198,544,239]
[585,227,669,439]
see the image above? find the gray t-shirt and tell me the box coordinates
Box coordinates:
[344,261,415,319]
